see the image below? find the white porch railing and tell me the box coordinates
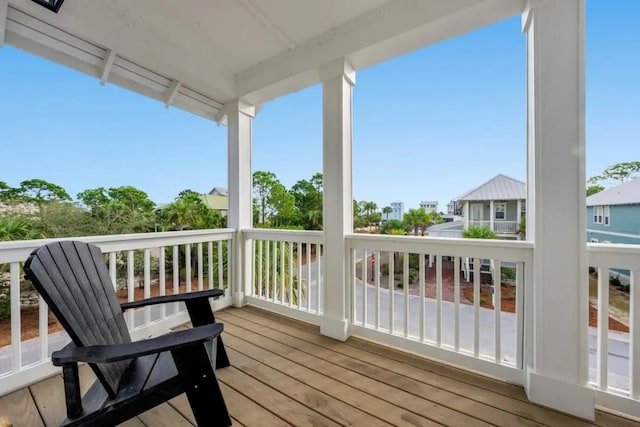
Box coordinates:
[587,243,640,417]
[346,234,533,385]
[0,229,234,395]
[469,220,519,234]
[243,229,324,325]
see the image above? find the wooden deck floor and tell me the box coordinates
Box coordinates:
[0,305,637,426]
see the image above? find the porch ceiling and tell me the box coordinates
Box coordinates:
[3,0,524,122]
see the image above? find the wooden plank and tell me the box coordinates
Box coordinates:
[137,402,192,426]
[30,374,67,426]
[217,366,340,427]
[0,387,45,427]
[221,316,482,426]
[225,308,596,427]
[120,418,147,427]
[594,411,640,427]
[225,346,391,426]
[169,392,270,427]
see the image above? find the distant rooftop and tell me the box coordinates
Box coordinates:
[456,174,526,201]
[587,178,640,206]
[209,187,228,197]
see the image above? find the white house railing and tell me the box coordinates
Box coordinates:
[587,243,640,416]
[346,234,533,385]
[0,229,234,395]
[243,229,324,325]
[469,220,518,234]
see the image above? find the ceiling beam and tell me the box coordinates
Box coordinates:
[164,79,181,108]
[237,0,525,104]
[0,0,8,47]
[99,48,116,85]
[238,0,294,50]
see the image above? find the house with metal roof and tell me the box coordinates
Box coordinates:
[586,178,640,245]
[457,174,526,238]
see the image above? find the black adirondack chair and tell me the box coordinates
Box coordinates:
[23,240,232,427]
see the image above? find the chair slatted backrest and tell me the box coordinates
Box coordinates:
[24,241,132,397]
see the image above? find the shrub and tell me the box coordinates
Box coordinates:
[588,266,596,274]
[501,267,516,282]
[463,225,498,239]
[623,284,630,293]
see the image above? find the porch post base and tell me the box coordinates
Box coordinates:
[525,370,595,420]
[233,291,246,308]
[320,317,351,341]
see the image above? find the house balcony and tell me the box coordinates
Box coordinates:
[469,220,519,235]
[0,230,639,425]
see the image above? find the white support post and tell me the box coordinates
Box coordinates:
[227,100,255,307]
[489,200,495,232]
[320,58,355,341]
[463,202,469,230]
[523,0,593,419]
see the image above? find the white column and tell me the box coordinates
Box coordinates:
[227,100,255,307]
[489,200,495,232]
[523,0,592,419]
[463,202,469,229]
[320,58,354,341]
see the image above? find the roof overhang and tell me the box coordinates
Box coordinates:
[2,0,525,124]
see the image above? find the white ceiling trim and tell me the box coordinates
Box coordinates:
[0,0,8,47]
[237,0,525,104]
[4,6,225,122]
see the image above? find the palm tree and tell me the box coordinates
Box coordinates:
[403,208,430,236]
[0,217,43,241]
[382,206,392,220]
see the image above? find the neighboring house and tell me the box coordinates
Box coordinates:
[419,201,438,213]
[202,194,228,217]
[457,174,526,239]
[382,201,404,222]
[586,178,640,245]
[427,220,463,238]
[447,200,462,216]
[208,187,228,197]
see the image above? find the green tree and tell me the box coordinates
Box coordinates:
[252,171,295,228]
[381,219,407,235]
[161,190,223,231]
[0,182,20,202]
[463,225,498,239]
[77,186,155,234]
[587,185,604,196]
[403,208,431,236]
[589,162,640,185]
[16,179,71,219]
[382,206,392,219]
[290,173,323,230]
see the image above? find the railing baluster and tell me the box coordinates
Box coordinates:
[197,242,203,292]
[173,245,179,313]
[597,266,609,391]
[39,296,48,362]
[317,244,322,314]
[473,257,480,357]
[631,270,640,400]
[454,255,460,352]
[272,241,278,301]
[217,240,224,291]
[494,259,502,363]
[143,248,151,325]
[389,251,395,334]
[10,262,21,371]
[306,243,311,312]
[185,245,192,293]
[516,261,525,369]
[363,250,368,327]
[280,240,285,304]
[436,255,442,346]
[127,250,135,326]
[419,253,425,342]
[109,252,117,290]
[352,249,357,323]
[288,242,293,306]
[208,242,213,290]
[403,252,409,338]
[265,240,270,300]
[159,246,166,319]
[297,242,302,309]
[257,240,263,298]
[375,250,381,331]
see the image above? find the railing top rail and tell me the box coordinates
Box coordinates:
[346,233,534,261]
[587,242,640,270]
[0,229,236,263]
[242,228,324,244]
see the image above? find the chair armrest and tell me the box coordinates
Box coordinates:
[52,323,223,365]
[120,289,224,311]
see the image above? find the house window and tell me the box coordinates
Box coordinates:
[593,206,603,224]
[495,203,506,220]
[604,206,610,226]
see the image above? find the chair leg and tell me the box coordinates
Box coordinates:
[185,299,231,369]
[172,344,232,427]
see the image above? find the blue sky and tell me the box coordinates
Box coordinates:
[1,1,638,212]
